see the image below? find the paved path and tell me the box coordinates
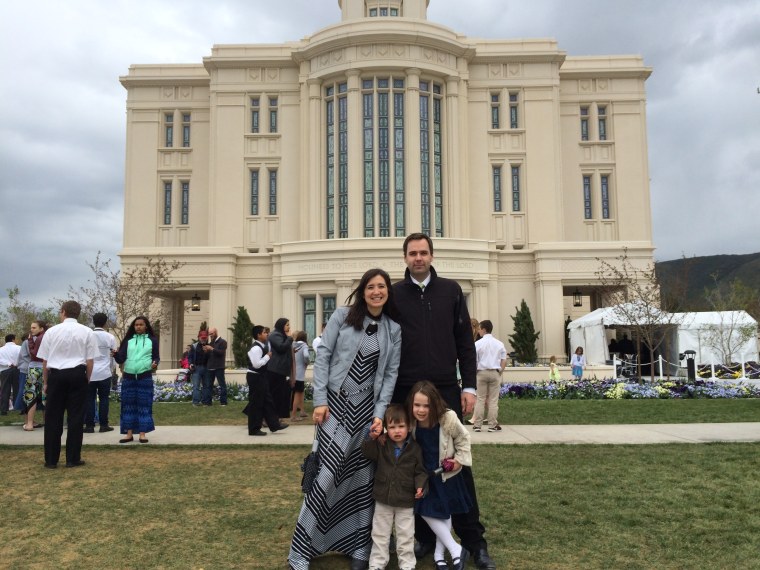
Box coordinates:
[3,422,760,446]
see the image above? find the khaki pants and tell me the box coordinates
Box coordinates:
[472,369,501,427]
[369,501,416,570]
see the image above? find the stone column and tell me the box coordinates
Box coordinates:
[346,70,363,237]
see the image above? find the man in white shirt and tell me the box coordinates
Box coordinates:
[472,320,507,433]
[84,312,118,433]
[0,334,21,415]
[312,323,326,354]
[37,301,98,468]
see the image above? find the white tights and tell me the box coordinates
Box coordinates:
[421,515,463,562]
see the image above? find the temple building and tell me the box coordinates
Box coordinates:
[120,0,654,367]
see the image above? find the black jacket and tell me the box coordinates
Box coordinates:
[393,266,477,390]
[362,436,428,508]
[267,329,293,376]
[206,336,228,369]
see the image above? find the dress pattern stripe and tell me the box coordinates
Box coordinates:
[289,331,380,569]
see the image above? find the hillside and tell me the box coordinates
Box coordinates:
[656,252,760,316]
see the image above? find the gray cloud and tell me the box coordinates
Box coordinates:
[2,0,758,310]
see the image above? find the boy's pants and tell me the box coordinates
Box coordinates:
[369,501,416,570]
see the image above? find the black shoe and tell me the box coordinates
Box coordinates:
[65,460,86,468]
[99,425,114,433]
[453,548,470,570]
[83,426,95,433]
[349,558,368,570]
[44,463,57,469]
[271,423,289,433]
[414,541,435,559]
[249,430,267,436]
[473,547,496,570]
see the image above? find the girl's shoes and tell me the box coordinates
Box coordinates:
[452,549,470,570]
[435,561,449,570]
[22,425,34,432]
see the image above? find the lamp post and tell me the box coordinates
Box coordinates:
[573,288,583,307]
[191,293,201,312]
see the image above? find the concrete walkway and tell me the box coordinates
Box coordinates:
[3,422,760,446]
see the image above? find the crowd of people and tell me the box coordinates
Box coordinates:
[1,232,503,569]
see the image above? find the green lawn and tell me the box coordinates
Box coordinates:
[1,443,759,569]
[3,398,759,428]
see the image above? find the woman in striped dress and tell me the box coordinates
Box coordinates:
[289,268,402,570]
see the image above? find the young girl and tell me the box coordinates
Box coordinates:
[549,355,561,381]
[290,330,310,421]
[571,346,586,380]
[407,381,473,570]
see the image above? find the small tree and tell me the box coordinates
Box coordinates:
[61,252,186,342]
[0,287,58,336]
[229,306,253,368]
[508,300,540,363]
[595,248,684,379]
[703,275,759,365]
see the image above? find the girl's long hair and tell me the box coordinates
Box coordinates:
[344,268,398,330]
[406,380,448,425]
[274,318,289,333]
[125,316,155,340]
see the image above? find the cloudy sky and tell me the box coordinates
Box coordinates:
[1,0,759,309]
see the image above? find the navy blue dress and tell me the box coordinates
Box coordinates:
[414,424,473,519]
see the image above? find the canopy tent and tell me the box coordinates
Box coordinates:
[568,306,759,366]
[671,311,758,364]
[567,303,677,366]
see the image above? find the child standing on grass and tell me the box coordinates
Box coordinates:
[549,355,561,381]
[361,404,428,570]
[571,346,586,380]
[407,381,473,570]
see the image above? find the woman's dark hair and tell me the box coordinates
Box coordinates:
[344,268,398,330]
[125,316,155,340]
[274,318,289,333]
[33,320,48,330]
[406,380,448,425]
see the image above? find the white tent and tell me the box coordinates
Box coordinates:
[568,307,759,366]
[672,311,758,364]
[567,303,676,365]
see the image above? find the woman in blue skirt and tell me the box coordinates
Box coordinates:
[115,316,159,444]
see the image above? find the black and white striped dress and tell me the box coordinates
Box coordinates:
[289,329,380,569]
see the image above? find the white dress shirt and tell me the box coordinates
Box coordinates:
[91,328,118,381]
[0,341,21,371]
[37,318,98,369]
[475,334,507,371]
[247,342,270,372]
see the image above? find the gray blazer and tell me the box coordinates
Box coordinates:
[312,306,402,420]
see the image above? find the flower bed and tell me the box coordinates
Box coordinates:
[499,377,760,400]
[110,380,251,403]
[697,361,760,380]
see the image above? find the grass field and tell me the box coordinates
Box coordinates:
[1,443,759,569]
[3,397,759,429]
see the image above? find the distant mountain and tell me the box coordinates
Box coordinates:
[656,252,760,316]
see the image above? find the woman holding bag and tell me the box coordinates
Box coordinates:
[288,268,402,570]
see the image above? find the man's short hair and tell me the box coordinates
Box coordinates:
[403,232,434,256]
[4,334,15,343]
[384,404,409,426]
[252,325,266,339]
[479,320,493,334]
[93,312,108,328]
[61,300,81,319]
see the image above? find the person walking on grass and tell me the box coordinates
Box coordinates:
[37,301,98,468]
[246,325,288,436]
[115,316,159,444]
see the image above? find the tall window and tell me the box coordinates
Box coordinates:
[393,80,405,237]
[491,93,500,129]
[509,92,519,129]
[250,170,259,215]
[181,182,189,224]
[338,85,348,237]
[182,113,191,147]
[580,106,589,141]
[322,296,336,324]
[165,113,173,147]
[420,81,444,236]
[378,79,390,236]
[583,175,592,219]
[251,97,260,133]
[598,106,607,141]
[363,82,374,236]
[326,87,335,238]
[601,175,611,219]
[492,166,502,212]
[269,97,278,133]
[511,166,521,212]
[269,170,277,215]
[303,297,316,342]
[163,181,172,225]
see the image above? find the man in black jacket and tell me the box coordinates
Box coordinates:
[392,232,496,570]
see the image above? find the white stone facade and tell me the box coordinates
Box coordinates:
[120,0,654,367]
